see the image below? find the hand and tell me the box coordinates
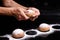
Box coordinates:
[11,7,30,21]
[10,7,40,21]
[27,7,40,21]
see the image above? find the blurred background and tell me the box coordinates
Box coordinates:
[0,0,60,40]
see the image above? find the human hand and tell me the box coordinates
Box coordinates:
[11,7,30,21]
[11,7,40,21]
[26,7,40,21]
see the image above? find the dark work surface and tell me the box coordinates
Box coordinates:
[0,37,9,40]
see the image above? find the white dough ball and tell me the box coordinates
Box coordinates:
[26,9,35,17]
[38,23,50,32]
[12,29,25,38]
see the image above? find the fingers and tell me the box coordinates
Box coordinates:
[16,15,24,21]
[30,16,38,21]
[12,7,40,21]
[15,8,30,20]
[20,9,29,20]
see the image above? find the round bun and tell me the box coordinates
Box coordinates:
[12,29,25,38]
[38,23,50,32]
